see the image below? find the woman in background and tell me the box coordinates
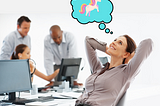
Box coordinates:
[75,35,153,106]
[11,44,59,86]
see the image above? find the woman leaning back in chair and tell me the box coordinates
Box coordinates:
[75,35,153,106]
[11,44,59,86]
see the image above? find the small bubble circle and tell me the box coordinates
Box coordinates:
[99,23,106,30]
[105,28,110,33]
[110,31,113,34]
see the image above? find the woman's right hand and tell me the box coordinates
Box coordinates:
[45,81,54,87]
[45,69,60,86]
[54,68,60,75]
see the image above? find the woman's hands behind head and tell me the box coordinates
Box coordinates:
[125,51,135,64]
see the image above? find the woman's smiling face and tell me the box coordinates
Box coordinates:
[107,36,128,58]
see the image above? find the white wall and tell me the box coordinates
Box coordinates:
[0,0,160,87]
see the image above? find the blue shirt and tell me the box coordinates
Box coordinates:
[0,30,31,60]
[44,31,77,76]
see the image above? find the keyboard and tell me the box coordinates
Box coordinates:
[12,98,38,105]
[4,95,75,105]
[38,96,73,100]
[38,86,55,92]
[37,96,55,102]
[12,96,56,105]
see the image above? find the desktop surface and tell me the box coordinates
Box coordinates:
[0,87,82,106]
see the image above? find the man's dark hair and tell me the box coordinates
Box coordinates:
[17,16,31,27]
[49,25,61,32]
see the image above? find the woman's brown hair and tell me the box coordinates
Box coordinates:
[11,44,28,59]
[122,35,137,64]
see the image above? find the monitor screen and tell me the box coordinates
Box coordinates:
[57,58,81,87]
[0,59,32,94]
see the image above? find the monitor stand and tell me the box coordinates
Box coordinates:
[2,92,35,105]
[65,76,78,88]
[2,92,16,102]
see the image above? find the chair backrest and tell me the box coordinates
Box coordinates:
[99,57,108,64]
[116,92,127,106]
[90,56,108,74]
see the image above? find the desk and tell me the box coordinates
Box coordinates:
[2,84,160,106]
[0,88,82,106]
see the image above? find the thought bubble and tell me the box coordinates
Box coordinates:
[71,0,113,34]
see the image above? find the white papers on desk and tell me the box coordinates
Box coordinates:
[25,99,76,106]
[25,92,81,106]
[57,92,81,99]
[26,101,58,106]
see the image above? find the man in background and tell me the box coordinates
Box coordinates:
[0,16,31,60]
[44,25,82,86]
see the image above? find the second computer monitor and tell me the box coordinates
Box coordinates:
[57,58,81,88]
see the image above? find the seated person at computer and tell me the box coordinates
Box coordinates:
[75,35,153,106]
[11,44,59,84]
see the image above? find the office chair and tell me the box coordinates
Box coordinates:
[116,92,127,106]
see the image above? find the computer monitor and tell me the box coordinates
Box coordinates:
[0,59,32,102]
[57,58,82,88]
